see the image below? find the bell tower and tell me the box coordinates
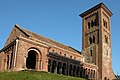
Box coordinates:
[80,3,115,80]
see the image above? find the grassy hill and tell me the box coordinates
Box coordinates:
[0,70,86,80]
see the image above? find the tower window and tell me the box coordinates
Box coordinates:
[103,19,107,28]
[94,19,97,26]
[105,35,108,44]
[90,50,92,56]
[93,36,95,43]
[89,37,92,44]
[88,19,97,29]
[89,36,96,44]
[88,22,90,29]
[91,20,94,27]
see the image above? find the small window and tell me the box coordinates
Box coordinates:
[103,19,105,25]
[52,50,55,52]
[90,50,92,56]
[103,19,107,28]
[105,35,108,44]
[60,52,62,54]
[64,54,66,57]
[93,36,95,43]
[74,57,76,60]
[70,56,72,59]
[88,22,90,29]
[94,19,97,26]
[91,20,94,27]
[89,37,92,44]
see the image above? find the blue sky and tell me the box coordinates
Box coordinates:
[0,0,120,75]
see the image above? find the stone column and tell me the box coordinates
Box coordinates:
[59,67,62,74]
[48,61,52,72]
[77,69,80,77]
[54,66,57,73]
[36,58,40,70]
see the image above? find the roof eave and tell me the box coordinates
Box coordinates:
[0,38,17,53]
[79,2,113,17]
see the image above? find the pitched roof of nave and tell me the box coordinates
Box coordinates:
[15,24,81,54]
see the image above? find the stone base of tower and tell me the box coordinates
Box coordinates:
[102,69,116,80]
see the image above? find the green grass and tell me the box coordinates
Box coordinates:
[0,70,86,80]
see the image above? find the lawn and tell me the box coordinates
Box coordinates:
[0,70,86,80]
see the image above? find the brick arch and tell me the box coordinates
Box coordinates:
[69,64,73,76]
[62,63,67,75]
[76,66,80,77]
[28,47,42,59]
[52,60,57,73]
[26,47,42,70]
[73,65,77,77]
[26,50,36,69]
[57,62,62,74]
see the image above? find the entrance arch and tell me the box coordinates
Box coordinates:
[26,50,37,69]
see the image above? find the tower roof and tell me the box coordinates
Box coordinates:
[80,2,113,17]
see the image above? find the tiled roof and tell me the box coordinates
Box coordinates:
[15,24,81,54]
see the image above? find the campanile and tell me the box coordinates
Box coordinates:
[80,3,115,80]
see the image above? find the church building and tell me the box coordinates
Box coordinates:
[0,3,116,80]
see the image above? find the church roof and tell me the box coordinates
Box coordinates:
[15,24,81,54]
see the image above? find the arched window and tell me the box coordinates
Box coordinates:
[94,19,97,26]
[90,50,92,56]
[93,70,96,78]
[105,35,108,44]
[89,37,92,44]
[88,22,90,29]
[52,50,55,52]
[91,20,94,27]
[85,68,88,78]
[74,57,76,60]
[93,35,95,43]
[70,56,72,59]
[60,52,62,54]
[64,54,66,57]
[103,19,107,28]
[104,77,107,80]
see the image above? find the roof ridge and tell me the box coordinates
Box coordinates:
[14,24,29,37]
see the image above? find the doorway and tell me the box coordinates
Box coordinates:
[26,50,36,69]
